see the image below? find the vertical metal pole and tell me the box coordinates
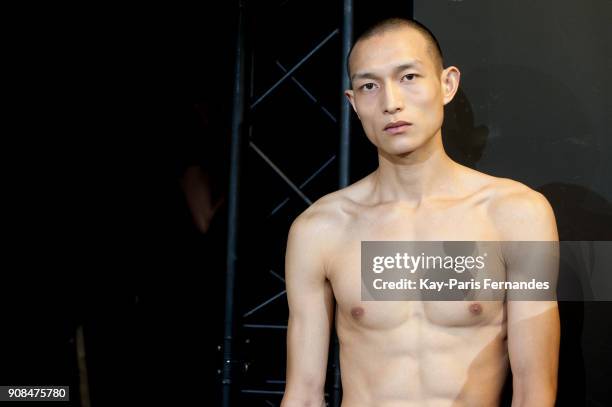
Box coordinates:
[332,1,353,407]
[222,1,246,406]
[75,324,91,407]
[339,0,353,189]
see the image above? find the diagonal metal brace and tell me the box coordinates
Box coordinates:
[250,29,339,109]
[249,141,313,205]
[275,60,337,123]
[268,154,336,217]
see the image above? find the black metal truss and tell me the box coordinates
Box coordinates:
[223,1,353,406]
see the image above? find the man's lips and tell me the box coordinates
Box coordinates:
[384,121,412,134]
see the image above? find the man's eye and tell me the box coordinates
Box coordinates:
[403,74,417,81]
[360,83,376,90]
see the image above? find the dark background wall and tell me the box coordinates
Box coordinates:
[416,0,611,198]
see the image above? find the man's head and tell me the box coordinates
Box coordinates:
[345,18,460,157]
[348,18,445,85]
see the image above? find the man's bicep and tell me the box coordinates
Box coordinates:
[505,241,559,401]
[501,191,560,405]
[507,300,559,405]
[283,217,334,402]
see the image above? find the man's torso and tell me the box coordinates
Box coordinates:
[309,168,529,407]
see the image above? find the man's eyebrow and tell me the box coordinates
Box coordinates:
[351,60,424,82]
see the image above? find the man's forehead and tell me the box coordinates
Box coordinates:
[351,59,425,81]
[349,27,432,73]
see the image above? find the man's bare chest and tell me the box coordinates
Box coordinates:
[326,203,505,330]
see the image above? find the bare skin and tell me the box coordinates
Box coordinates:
[281,24,559,407]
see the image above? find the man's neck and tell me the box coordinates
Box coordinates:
[372,131,462,206]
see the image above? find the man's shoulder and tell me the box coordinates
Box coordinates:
[285,189,358,278]
[458,165,548,211]
[482,176,557,240]
[288,189,350,240]
[485,176,551,219]
[288,177,371,242]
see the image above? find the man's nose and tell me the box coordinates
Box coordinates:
[383,83,404,114]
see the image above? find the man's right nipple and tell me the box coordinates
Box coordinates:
[351,306,365,319]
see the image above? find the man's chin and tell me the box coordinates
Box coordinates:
[378,132,440,157]
[384,139,422,155]
[378,145,419,159]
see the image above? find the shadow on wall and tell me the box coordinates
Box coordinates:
[443,63,600,191]
[442,86,489,168]
[538,182,612,407]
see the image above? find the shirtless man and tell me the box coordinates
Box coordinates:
[280,18,559,407]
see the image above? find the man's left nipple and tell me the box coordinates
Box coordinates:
[469,303,483,315]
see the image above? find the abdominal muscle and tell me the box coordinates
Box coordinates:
[336,303,509,407]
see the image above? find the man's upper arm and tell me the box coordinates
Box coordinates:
[493,189,560,406]
[282,213,335,406]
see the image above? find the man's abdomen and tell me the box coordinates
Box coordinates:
[337,313,508,407]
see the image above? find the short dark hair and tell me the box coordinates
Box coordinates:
[347,18,444,87]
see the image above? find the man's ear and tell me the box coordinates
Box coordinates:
[441,66,461,106]
[344,89,359,119]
